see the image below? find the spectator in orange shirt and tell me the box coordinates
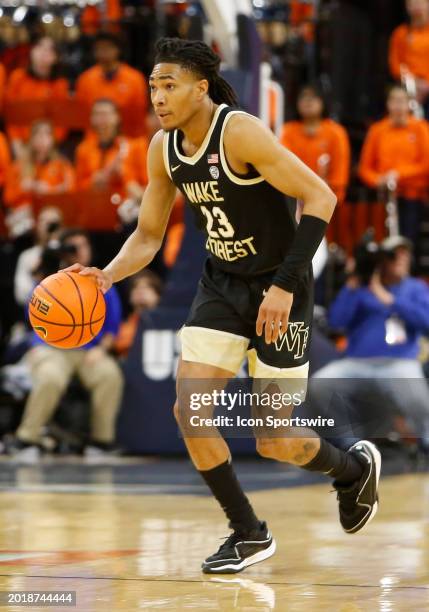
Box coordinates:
[4,35,69,154]
[389,0,429,114]
[359,85,429,243]
[75,98,140,264]
[75,98,132,195]
[4,120,74,218]
[280,85,350,202]
[75,32,148,137]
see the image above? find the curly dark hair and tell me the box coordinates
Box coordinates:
[154,37,238,106]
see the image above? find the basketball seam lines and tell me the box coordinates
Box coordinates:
[30,312,105,328]
[89,282,99,337]
[64,272,85,346]
[39,281,76,325]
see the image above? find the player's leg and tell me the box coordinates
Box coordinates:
[250,274,381,534]
[16,346,75,444]
[176,326,275,574]
[251,353,381,534]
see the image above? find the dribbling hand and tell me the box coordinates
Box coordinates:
[61,263,113,294]
[256,285,294,344]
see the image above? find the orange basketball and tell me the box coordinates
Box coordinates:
[28,271,106,349]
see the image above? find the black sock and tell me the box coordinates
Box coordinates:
[199,460,260,533]
[301,438,364,485]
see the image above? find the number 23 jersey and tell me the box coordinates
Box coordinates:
[163,104,298,277]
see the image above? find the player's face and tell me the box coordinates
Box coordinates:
[149,63,208,131]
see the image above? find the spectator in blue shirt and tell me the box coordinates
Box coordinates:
[313,236,429,445]
[7,229,124,460]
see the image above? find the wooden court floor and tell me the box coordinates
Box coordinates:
[0,464,427,611]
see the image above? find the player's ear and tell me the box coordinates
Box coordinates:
[196,78,209,99]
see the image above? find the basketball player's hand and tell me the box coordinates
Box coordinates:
[256,286,294,344]
[61,264,113,294]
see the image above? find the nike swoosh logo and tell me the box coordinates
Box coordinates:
[171,164,181,172]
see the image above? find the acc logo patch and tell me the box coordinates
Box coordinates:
[209,165,220,180]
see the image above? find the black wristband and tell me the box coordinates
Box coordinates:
[272,214,328,293]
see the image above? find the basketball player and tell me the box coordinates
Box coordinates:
[67,38,381,574]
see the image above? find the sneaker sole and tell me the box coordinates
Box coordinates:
[202,538,277,574]
[346,440,381,534]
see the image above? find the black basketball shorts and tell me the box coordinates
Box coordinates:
[179,258,313,379]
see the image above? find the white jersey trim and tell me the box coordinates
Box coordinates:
[220,111,265,186]
[173,104,227,165]
[163,132,172,179]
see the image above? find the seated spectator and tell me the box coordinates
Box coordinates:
[75,99,131,195]
[4,120,75,216]
[76,99,151,265]
[358,85,429,243]
[115,270,163,357]
[313,237,429,444]
[14,206,63,307]
[280,85,350,203]
[75,32,148,136]
[389,0,429,115]
[5,228,124,459]
[4,35,69,154]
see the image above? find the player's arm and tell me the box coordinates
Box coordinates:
[67,130,177,292]
[225,113,336,220]
[225,114,337,344]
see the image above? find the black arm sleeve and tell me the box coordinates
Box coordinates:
[271,214,328,293]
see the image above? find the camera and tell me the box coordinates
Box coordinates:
[353,230,380,285]
[34,241,78,279]
[46,221,61,235]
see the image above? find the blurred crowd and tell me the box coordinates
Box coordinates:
[0,0,429,459]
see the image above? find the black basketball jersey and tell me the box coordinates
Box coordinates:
[163,104,298,276]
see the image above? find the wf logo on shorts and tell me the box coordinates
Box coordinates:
[274,321,309,359]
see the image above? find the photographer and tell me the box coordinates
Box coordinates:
[14,206,64,307]
[313,236,429,443]
[328,236,429,363]
[6,229,124,460]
